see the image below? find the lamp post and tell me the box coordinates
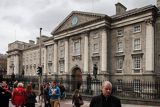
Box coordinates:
[38,28,42,103]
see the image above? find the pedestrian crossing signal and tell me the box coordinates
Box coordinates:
[37,66,42,76]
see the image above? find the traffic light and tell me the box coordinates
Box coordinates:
[37,66,42,76]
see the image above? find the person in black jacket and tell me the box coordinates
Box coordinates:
[72,89,83,107]
[89,80,121,107]
[44,83,51,107]
[25,84,37,107]
[0,82,12,107]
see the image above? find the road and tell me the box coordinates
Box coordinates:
[9,99,159,107]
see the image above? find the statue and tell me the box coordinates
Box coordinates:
[93,64,98,79]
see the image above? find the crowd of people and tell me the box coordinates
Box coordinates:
[0,80,66,107]
[0,80,121,107]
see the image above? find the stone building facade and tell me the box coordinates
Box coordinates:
[7,2,160,83]
[0,54,7,75]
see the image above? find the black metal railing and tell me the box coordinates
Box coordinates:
[1,75,160,100]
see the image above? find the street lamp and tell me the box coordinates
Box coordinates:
[38,28,43,104]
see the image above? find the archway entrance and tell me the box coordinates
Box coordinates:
[71,67,82,91]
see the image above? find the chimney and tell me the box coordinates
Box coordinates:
[115,2,127,15]
[157,0,160,9]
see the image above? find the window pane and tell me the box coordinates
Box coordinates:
[133,56,141,69]
[117,29,123,36]
[134,38,141,50]
[117,41,123,52]
[116,57,123,72]
[134,25,141,32]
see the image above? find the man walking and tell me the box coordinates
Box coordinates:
[49,82,61,107]
[89,80,121,107]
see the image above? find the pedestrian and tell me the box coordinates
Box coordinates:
[13,80,18,88]
[0,82,12,107]
[49,81,61,107]
[72,89,83,107]
[44,82,51,107]
[58,82,66,99]
[39,84,44,102]
[11,82,26,107]
[25,84,37,107]
[89,80,121,107]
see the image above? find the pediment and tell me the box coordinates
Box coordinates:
[52,11,106,34]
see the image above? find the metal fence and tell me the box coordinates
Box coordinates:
[1,75,160,101]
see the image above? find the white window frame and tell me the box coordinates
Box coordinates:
[133,25,141,33]
[117,29,123,37]
[133,79,141,92]
[133,38,141,50]
[132,56,142,73]
[117,40,123,52]
[133,56,141,69]
[116,57,123,73]
[116,79,123,91]
[59,62,64,73]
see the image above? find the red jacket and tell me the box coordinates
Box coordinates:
[11,86,26,106]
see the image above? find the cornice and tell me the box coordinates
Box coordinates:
[111,5,158,21]
[54,19,110,40]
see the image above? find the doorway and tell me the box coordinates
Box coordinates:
[71,67,82,91]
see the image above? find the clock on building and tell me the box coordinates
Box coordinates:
[71,16,78,26]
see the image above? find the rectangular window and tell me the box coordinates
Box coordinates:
[74,40,80,55]
[93,43,99,53]
[116,79,122,91]
[117,29,123,37]
[116,57,123,73]
[133,25,141,33]
[134,38,141,50]
[133,79,141,92]
[60,62,64,73]
[133,56,141,69]
[117,40,123,52]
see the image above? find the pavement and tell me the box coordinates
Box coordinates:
[35,99,160,107]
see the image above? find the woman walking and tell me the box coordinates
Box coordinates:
[25,84,37,107]
[72,89,83,107]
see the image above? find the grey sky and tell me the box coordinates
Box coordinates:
[0,0,156,54]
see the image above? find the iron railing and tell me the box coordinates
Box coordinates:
[1,75,160,100]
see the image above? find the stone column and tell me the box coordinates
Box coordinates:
[83,33,89,73]
[53,42,58,73]
[43,46,47,74]
[7,58,10,75]
[64,38,69,73]
[101,29,107,72]
[145,19,154,72]
[14,55,19,75]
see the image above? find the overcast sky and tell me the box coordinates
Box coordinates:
[0,0,156,54]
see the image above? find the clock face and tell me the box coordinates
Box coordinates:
[72,16,78,26]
